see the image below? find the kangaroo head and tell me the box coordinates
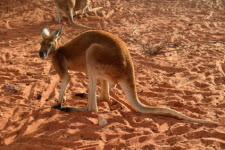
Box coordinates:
[39,26,63,59]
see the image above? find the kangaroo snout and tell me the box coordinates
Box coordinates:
[39,51,47,58]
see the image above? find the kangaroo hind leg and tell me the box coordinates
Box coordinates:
[87,76,98,112]
[100,79,110,101]
[86,44,111,112]
[86,60,98,111]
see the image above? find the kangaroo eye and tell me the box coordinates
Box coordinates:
[48,44,53,47]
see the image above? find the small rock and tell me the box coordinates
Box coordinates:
[144,118,153,122]
[36,93,42,100]
[98,115,108,126]
[135,112,141,116]
[5,84,21,92]
[26,73,32,76]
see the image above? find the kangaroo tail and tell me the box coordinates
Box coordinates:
[68,15,95,29]
[119,79,217,124]
[71,20,95,29]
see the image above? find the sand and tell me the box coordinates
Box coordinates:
[0,0,225,149]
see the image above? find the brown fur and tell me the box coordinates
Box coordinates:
[54,0,102,29]
[74,0,91,16]
[39,27,217,124]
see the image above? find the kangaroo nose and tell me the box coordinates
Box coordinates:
[39,51,46,58]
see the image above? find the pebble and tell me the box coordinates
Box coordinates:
[98,115,108,126]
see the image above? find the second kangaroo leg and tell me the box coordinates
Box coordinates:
[65,8,75,25]
[65,7,94,29]
[80,4,89,18]
[87,4,92,12]
[72,9,77,17]
[100,79,110,101]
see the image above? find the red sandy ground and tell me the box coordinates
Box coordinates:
[0,0,225,149]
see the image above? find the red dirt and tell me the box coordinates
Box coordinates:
[0,0,225,149]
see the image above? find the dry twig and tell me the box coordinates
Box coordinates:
[133,36,172,55]
[131,27,138,36]
[5,84,22,92]
[134,39,225,55]
[157,41,225,54]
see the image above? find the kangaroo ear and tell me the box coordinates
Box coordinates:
[52,26,64,40]
[41,27,50,39]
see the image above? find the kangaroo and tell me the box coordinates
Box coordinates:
[54,0,102,29]
[39,26,217,124]
[73,0,97,18]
